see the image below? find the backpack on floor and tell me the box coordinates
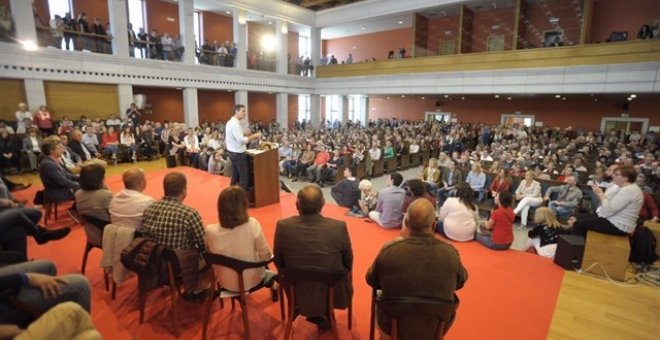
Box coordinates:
[629,226,658,265]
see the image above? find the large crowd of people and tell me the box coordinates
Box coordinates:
[0,99,658,338]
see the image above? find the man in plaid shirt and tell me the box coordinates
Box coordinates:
[142,172,206,251]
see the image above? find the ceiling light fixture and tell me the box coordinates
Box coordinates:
[507,97,512,100]
[21,40,38,51]
[401,95,406,98]
[397,21,404,24]
[444,94,449,98]
[267,21,273,25]
[630,94,637,98]
[461,96,465,100]
[361,26,366,30]
[555,94,561,98]
[421,96,425,100]
[386,96,390,100]
[226,10,231,15]
[494,95,500,98]
[562,97,567,100]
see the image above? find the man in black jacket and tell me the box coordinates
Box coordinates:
[330,166,360,209]
[68,130,106,167]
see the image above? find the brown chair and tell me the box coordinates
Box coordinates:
[79,214,114,297]
[368,288,458,340]
[280,267,352,340]
[201,253,282,340]
[411,153,421,167]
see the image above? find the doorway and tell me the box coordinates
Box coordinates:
[601,117,649,134]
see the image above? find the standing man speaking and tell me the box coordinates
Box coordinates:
[225,104,262,192]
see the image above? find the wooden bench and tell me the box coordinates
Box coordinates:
[581,230,632,282]
[411,153,421,167]
[372,159,385,178]
[398,154,410,171]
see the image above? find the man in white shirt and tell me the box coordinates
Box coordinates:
[109,169,154,229]
[225,105,262,192]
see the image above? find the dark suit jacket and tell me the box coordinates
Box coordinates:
[39,156,80,202]
[274,213,353,317]
[68,140,94,161]
[441,168,463,187]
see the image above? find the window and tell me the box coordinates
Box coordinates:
[325,95,341,122]
[298,94,310,122]
[128,0,146,57]
[299,35,310,59]
[48,0,73,49]
[194,11,201,50]
[348,95,365,124]
[501,114,535,127]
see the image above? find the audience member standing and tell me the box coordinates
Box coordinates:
[33,106,53,136]
[15,103,32,134]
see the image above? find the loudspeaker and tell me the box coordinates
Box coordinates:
[165,155,177,168]
[554,235,585,270]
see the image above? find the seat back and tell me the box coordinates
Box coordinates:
[204,252,272,280]
[279,266,346,287]
[80,214,110,246]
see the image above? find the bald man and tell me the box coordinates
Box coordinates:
[274,185,353,330]
[366,199,468,339]
[68,130,107,168]
[108,168,154,229]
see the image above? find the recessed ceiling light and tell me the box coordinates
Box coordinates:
[226,10,231,15]
[401,95,405,98]
[444,94,449,98]
[494,95,500,98]
[461,96,465,100]
[421,96,425,100]
[630,94,637,98]
[386,96,390,100]
[351,46,357,49]
[397,21,404,24]
[507,97,512,100]
[555,94,561,98]
[268,21,273,25]
[562,97,567,100]
[176,87,182,90]
[627,97,633,101]
[361,26,366,30]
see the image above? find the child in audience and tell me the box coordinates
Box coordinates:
[523,207,569,259]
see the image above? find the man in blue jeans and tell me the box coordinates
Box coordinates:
[0,260,92,327]
[225,104,262,193]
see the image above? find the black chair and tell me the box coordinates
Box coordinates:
[279,267,352,340]
[368,288,459,340]
[202,253,282,340]
[138,248,183,337]
[79,214,113,297]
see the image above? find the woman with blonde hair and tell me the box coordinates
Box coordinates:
[513,170,542,228]
[421,157,441,193]
[524,207,568,258]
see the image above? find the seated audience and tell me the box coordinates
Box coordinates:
[437,160,463,206]
[488,169,512,200]
[292,144,315,182]
[306,145,330,184]
[109,168,154,229]
[436,183,479,242]
[366,199,467,339]
[69,130,106,167]
[205,186,275,292]
[348,179,378,218]
[142,172,205,250]
[101,126,119,160]
[544,175,582,220]
[369,172,405,228]
[39,137,80,206]
[572,165,643,237]
[465,163,486,202]
[513,170,542,228]
[207,151,228,175]
[0,260,91,329]
[120,126,138,162]
[2,302,100,339]
[0,130,18,172]
[637,174,658,223]
[420,158,441,194]
[75,164,112,246]
[22,128,42,171]
[524,207,568,259]
[274,185,353,330]
[402,179,436,212]
[321,149,344,187]
[476,192,514,250]
[330,166,360,209]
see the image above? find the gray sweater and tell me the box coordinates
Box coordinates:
[597,184,644,233]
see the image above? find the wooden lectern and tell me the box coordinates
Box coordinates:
[246,148,280,208]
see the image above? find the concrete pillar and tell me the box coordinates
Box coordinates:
[276,21,288,74]
[24,79,46,112]
[341,95,349,124]
[117,84,134,118]
[108,0,130,58]
[310,27,321,72]
[276,93,288,129]
[182,88,198,127]
[310,94,321,127]
[361,95,369,126]
[178,0,196,64]
[10,0,37,43]
[232,9,248,70]
[235,90,249,128]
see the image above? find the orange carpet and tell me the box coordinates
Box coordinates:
[14,167,565,339]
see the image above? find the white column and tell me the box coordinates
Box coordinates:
[276,93,288,129]
[310,27,321,71]
[24,79,46,112]
[341,95,349,124]
[182,88,198,127]
[232,9,248,70]
[360,95,369,126]
[108,0,130,58]
[178,0,196,64]
[235,90,249,128]
[310,94,321,127]
[117,84,134,118]
[9,0,37,43]
[276,21,288,74]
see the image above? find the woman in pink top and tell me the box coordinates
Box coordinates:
[205,186,275,292]
[34,105,54,136]
[476,192,514,250]
[436,183,479,242]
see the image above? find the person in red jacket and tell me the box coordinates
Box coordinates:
[33,105,54,136]
[489,168,512,199]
